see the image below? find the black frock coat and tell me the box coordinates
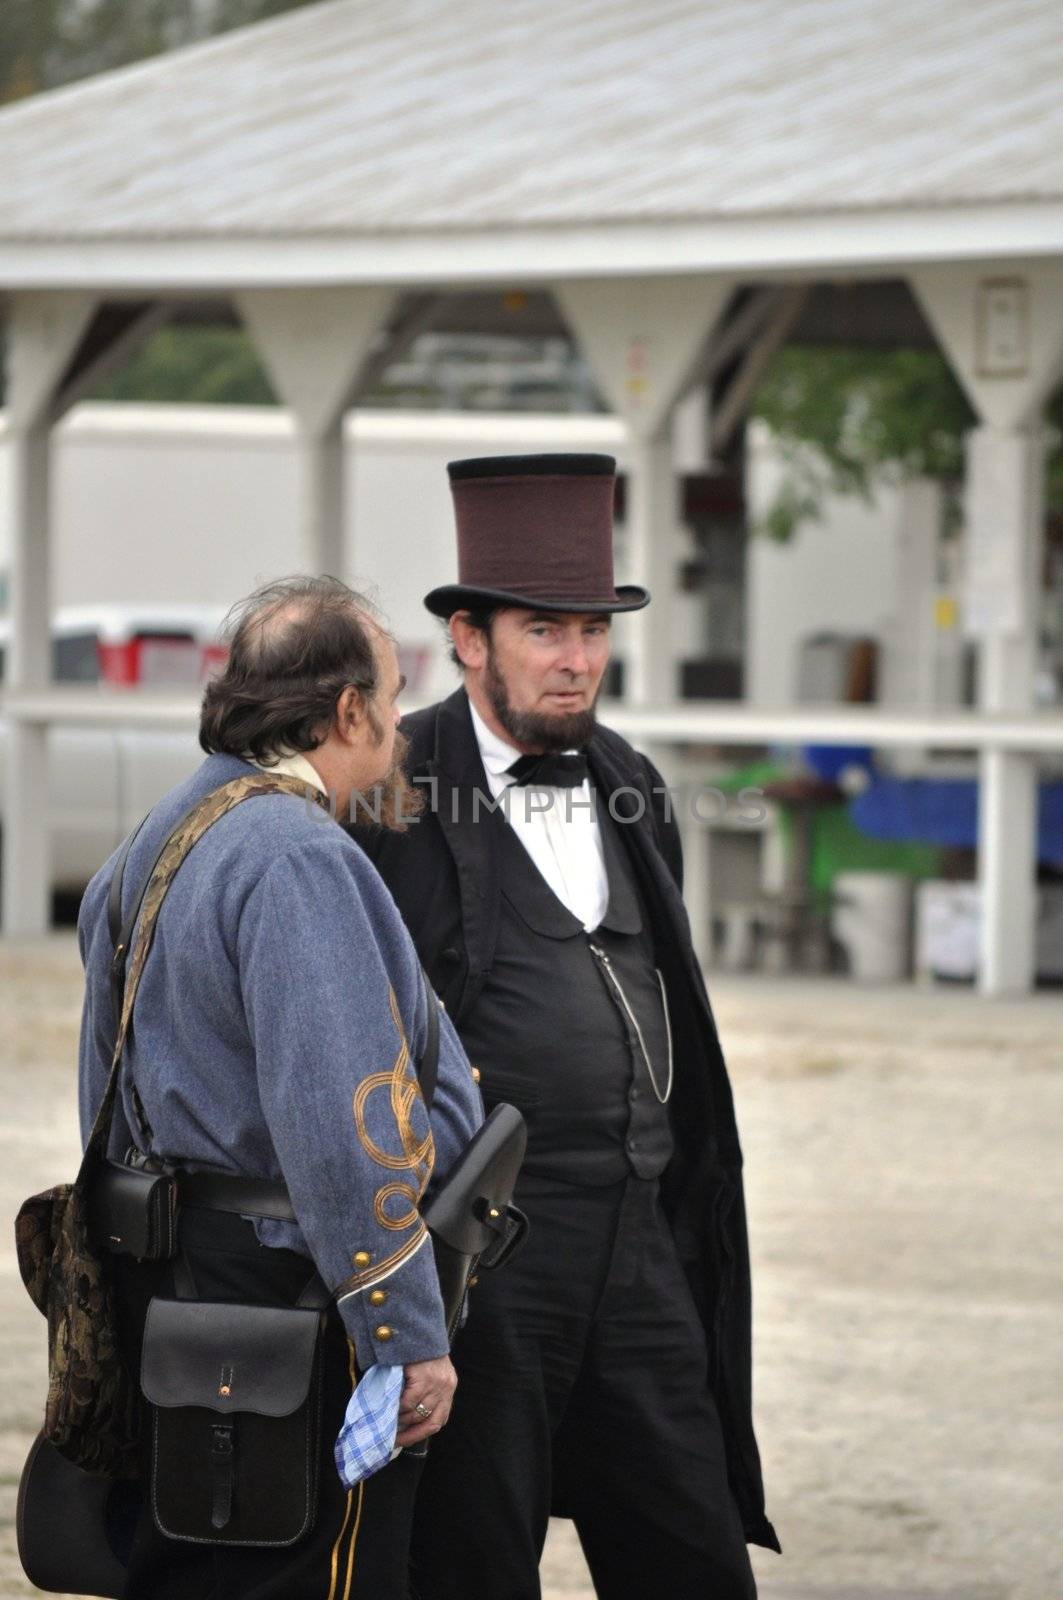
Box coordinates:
[354,688,779,1552]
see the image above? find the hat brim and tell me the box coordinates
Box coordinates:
[423,583,650,619]
[17,1433,130,1596]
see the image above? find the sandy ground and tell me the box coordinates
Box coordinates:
[0,937,1059,1600]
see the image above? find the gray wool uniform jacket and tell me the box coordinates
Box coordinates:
[78,751,483,1371]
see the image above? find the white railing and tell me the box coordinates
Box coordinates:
[3,686,1063,753]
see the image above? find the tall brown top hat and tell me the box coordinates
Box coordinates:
[423,453,650,619]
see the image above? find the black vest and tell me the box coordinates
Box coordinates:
[457,802,675,1185]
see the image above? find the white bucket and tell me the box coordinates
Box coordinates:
[832,871,912,982]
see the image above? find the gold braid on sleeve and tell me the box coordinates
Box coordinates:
[351,986,435,1237]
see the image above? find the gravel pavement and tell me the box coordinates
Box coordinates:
[0,938,1058,1600]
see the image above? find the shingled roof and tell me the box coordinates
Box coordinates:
[1,0,1060,281]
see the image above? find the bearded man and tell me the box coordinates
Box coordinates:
[356,456,778,1600]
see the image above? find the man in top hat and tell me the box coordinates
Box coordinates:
[355,455,778,1599]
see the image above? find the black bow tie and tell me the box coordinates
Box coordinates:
[505,753,589,788]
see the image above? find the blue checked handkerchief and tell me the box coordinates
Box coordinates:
[334,1363,404,1487]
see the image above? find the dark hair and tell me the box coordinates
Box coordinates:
[446,607,497,671]
[200,575,383,761]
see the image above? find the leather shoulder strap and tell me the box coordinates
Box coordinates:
[108,813,149,1030]
[107,814,146,953]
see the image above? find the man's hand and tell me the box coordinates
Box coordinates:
[395,1354,457,1446]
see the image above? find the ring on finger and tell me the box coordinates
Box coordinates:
[414,1401,433,1420]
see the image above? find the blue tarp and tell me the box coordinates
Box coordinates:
[803,744,874,782]
[850,777,1063,861]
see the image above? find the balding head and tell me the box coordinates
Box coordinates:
[200,575,386,761]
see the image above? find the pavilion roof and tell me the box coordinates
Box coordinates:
[1,0,1060,283]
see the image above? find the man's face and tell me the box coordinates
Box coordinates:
[360,631,404,785]
[478,608,612,751]
[349,632,422,830]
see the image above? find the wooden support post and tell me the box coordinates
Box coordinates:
[556,276,733,708]
[979,747,1038,996]
[968,425,1045,996]
[3,425,52,935]
[2,292,95,936]
[624,434,680,705]
[911,263,1063,995]
[238,287,393,578]
[293,416,346,576]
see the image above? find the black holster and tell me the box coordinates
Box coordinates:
[423,1103,529,1338]
[87,1157,177,1262]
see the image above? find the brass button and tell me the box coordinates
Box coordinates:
[471,1066,481,1084]
[369,1289,388,1307]
[374,1325,393,1342]
[468,1276,479,1288]
[353,1251,371,1269]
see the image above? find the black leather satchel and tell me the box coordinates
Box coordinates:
[140,1297,324,1547]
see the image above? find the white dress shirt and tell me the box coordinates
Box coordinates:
[468,700,609,932]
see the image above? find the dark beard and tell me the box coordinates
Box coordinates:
[485,650,598,752]
[348,728,423,833]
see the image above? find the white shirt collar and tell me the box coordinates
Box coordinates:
[247,750,328,796]
[466,693,607,930]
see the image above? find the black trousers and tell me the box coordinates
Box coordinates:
[114,1208,421,1600]
[410,1173,756,1600]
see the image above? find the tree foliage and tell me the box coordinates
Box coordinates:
[750,345,1063,540]
[1,0,320,103]
[95,328,276,406]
